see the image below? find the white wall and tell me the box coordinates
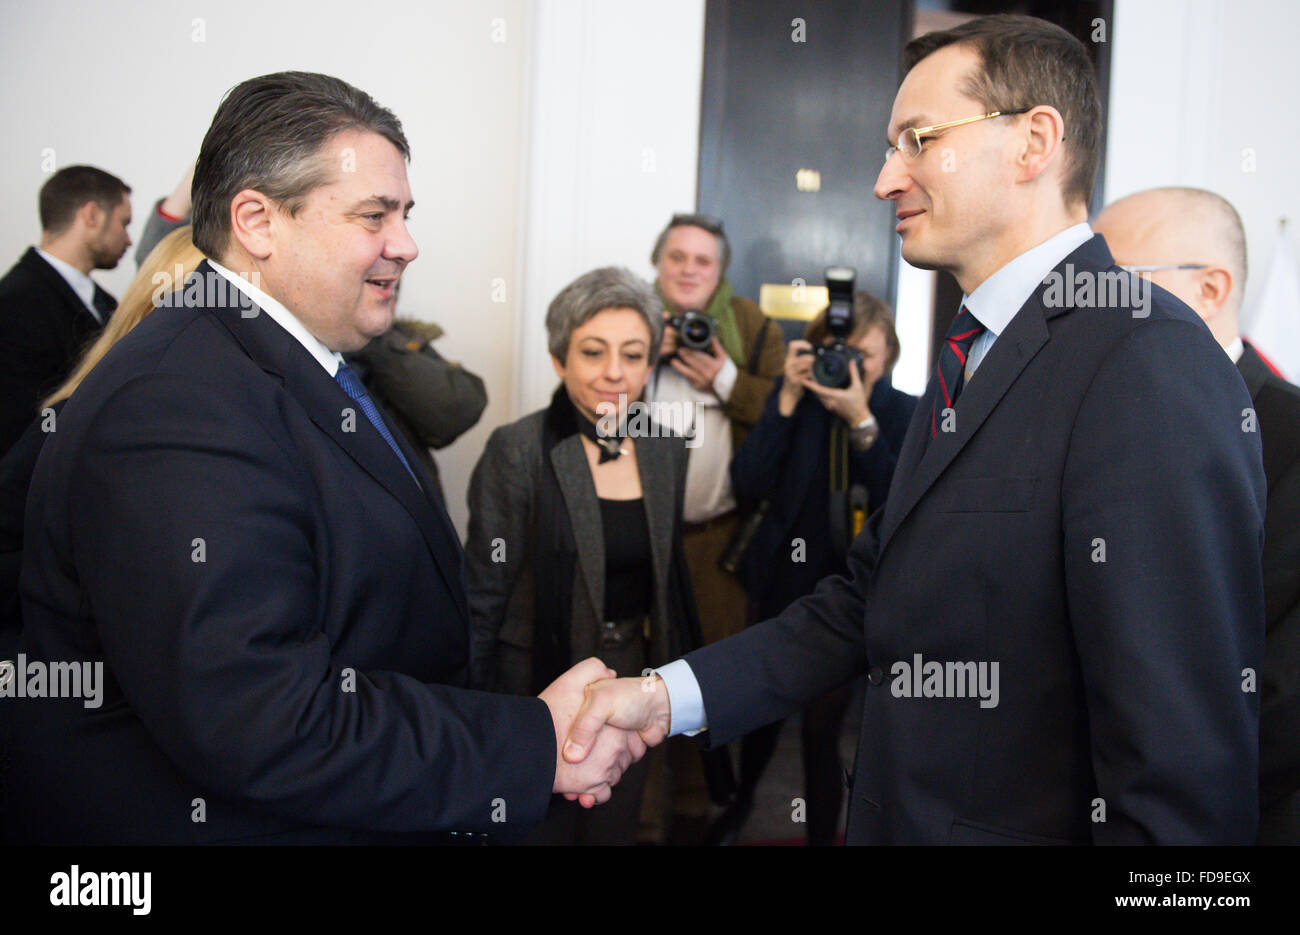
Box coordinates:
[514,0,705,415]
[1106,0,1300,318]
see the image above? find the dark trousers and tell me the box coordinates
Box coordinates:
[737,681,855,845]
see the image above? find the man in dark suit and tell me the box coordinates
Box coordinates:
[563,15,1266,844]
[0,71,642,844]
[0,165,132,455]
[1095,187,1300,843]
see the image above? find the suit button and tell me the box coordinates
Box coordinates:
[867,665,883,686]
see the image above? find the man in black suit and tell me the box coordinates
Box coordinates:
[1095,187,1300,843]
[0,165,132,455]
[0,72,641,843]
[563,15,1266,844]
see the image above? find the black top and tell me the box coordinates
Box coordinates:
[599,497,652,620]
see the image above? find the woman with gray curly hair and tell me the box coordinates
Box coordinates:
[465,266,702,845]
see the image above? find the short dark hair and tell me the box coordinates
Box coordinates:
[805,290,901,372]
[191,71,410,258]
[650,213,731,273]
[39,166,130,234]
[904,14,1101,208]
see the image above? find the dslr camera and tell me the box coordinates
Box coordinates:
[802,266,862,388]
[667,310,715,353]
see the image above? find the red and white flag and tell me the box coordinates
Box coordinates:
[1242,225,1300,383]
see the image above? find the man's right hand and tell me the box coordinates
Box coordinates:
[540,658,647,808]
[779,339,814,415]
[560,672,673,804]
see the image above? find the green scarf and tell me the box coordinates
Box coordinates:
[658,278,746,366]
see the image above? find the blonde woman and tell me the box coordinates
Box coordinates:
[0,227,203,640]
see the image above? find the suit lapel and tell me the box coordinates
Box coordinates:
[550,436,604,620]
[876,236,1113,554]
[636,435,676,609]
[22,248,102,339]
[198,261,468,619]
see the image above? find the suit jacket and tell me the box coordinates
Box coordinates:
[466,407,691,694]
[1,260,555,844]
[0,248,106,455]
[731,375,916,619]
[684,235,1266,844]
[1238,341,1300,843]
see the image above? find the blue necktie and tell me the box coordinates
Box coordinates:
[334,362,420,488]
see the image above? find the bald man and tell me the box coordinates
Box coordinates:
[1096,187,1300,843]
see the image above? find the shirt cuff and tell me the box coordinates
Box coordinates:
[713,354,739,402]
[655,659,707,736]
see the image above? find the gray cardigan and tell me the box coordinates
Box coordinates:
[466,408,690,694]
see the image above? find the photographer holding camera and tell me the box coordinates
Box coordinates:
[715,286,916,845]
[643,212,785,841]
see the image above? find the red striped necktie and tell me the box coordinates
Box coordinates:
[930,305,986,438]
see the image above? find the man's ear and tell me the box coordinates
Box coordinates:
[77,200,103,231]
[1016,105,1067,186]
[1197,266,1234,322]
[229,189,276,261]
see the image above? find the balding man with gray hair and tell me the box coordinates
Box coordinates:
[1096,187,1300,843]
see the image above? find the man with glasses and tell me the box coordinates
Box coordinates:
[563,15,1265,844]
[1096,187,1300,843]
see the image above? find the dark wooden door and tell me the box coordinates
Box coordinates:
[698,0,912,308]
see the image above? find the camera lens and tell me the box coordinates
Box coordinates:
[677,313,714,351]
[813,348,849,388]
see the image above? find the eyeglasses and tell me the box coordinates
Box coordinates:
[1119,264,1208,274]
[884,109,1031,163]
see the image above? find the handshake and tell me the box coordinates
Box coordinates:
[538,657,674,807]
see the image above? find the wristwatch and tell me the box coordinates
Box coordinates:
[849,414,879,450]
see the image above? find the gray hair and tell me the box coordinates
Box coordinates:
[546,267,664,365]
[191,71,409,259]
[650,213,730,273]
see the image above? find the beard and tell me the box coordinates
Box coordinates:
[89,241,125,270]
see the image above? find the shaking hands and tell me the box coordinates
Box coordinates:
[538,658,674,808]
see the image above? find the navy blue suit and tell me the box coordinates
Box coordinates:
[684,236,1266,844]
[2,261,555,843]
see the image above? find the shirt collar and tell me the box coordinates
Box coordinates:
[962,222,1094,337]
[35,247,98,319]
[207,259,344,377]
[1225,335,1244,364]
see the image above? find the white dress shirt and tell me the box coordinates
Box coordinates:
[1225,336,1244,364]
[208,260,344,376]
[646,354,740,524]
[36,247,103,323]
[962,222,1094,382]
[657,222,1098,737]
